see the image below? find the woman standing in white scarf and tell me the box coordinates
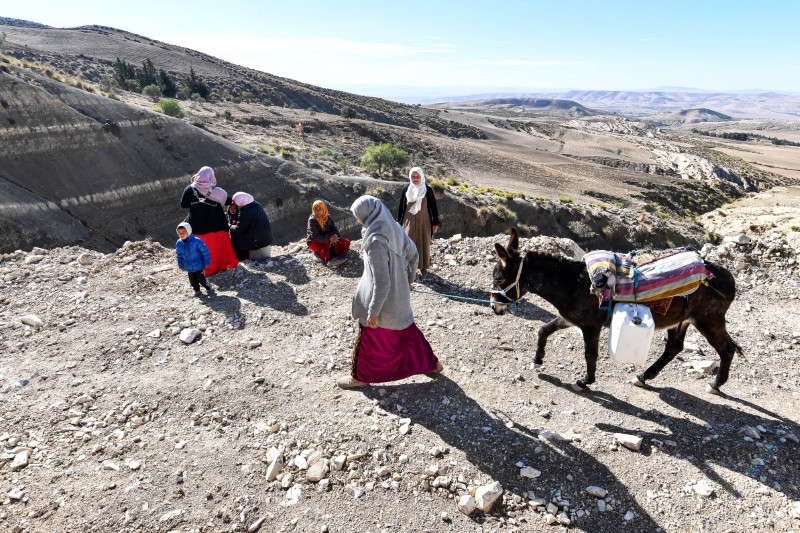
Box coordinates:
[396,167,439,275]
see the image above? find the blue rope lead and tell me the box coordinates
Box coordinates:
[412,288,517,309]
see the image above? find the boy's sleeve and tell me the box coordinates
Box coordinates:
[199,241,211,268]
[175,245,185,270]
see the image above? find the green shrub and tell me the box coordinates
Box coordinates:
[495,204,517,221]
[242,91,253,102]
[223,110,232,121]
[232,96,242,104]
[337,156,349,173]
[156,99,184,118]
[0,32,6,48]
[432,164,446,178]
[191,93,205,103]
[340,106,355,119]
[446,177,460,186]
[279,149,294,159]
[142,84,162,102]
[319,148,334,158]
[360,143,409,176]
[559,196,572,203]
[158,69,177,97]
[262,98,272,106]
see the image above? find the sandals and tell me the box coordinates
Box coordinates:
[425,361,444,378]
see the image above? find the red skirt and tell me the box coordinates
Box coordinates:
[196,231,239,276]
[308,238,350,262]
[351,323,438,384]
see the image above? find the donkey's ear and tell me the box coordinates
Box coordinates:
[495,242,509,267]
[508,228,519,251]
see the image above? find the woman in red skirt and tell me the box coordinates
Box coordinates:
[338,195,442,389]
[179,166,239,276]
[307,200,350,267]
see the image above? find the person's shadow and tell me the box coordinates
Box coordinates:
[415,272,555,322]
[540,374,800,505]
[198,293,247,328]
[367,375,659,532]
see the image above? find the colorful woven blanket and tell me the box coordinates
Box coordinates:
[583,249,714,303]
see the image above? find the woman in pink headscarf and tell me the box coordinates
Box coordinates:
[180,166,239,276]
[227,192,273,261]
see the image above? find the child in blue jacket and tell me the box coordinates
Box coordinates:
[176,222,213,297]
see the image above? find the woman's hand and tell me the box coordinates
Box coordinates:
[367,315,379,328]
[432,225,439,234]
[330,234,339,244]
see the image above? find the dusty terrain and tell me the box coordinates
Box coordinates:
[1,230,799,533]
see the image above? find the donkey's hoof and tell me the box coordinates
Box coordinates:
[571,382,588,392]
[631,376,646,388]
[705,384,721,395]
[533,363,543,370]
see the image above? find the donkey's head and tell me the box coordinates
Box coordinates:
[491,228,528,315]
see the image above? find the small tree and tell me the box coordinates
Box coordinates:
[137,59,157,89]
[142,84,162,102]
[157,69,177,97]
[0,32,6,48]
[242,91,253,102]
[340,106,355,119]
[156,99,184,118]
[112,58,138,91]
[183,67,209,98]
[360,143,409,176]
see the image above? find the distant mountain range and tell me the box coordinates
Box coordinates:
[408,90,800,120]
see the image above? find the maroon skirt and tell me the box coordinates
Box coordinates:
[351,323,438,384]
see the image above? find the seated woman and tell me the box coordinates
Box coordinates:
[227,192,273,261]
[307,200,350,266]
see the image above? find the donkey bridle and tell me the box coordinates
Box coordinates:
[491,254,526,304]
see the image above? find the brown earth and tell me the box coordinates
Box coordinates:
[0,233,798,532]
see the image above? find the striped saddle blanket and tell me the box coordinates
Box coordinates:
[583,249,714,303]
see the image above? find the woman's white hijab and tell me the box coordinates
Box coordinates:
[405,167,427,215]
[351,195,412,259]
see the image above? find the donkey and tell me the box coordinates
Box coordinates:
[490,229,743,394]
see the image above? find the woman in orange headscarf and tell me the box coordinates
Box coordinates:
[307,200,350,266]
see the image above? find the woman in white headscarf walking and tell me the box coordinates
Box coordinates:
[339,195,442,388]
[397,166,439,275]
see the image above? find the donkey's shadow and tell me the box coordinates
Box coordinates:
[541,374,800,505]
[366,375,659,532]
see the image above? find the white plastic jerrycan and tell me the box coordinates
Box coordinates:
[608,303,655,366]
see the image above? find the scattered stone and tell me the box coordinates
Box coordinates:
[8,488,24,501]
[614,433,643,451]
[458,494,476,515]
[739,426,761,440]
[249,340,262,349]
[175,440,188,450]
[179,328,201,344]
[20,314,44,329]
[693,479,714,497]
[475,481,503,512]
[624,510,635,521]
[160,509,183,521]
[306,461,328,482]
[77,253,94,265]
[266,456,284,481]
[723,234,751,245]
[146,329,161,338]
[248,517,266,532]
[10,450,29,471]
[103,460,120,471]
[281,485,302,506]
[127,460,141,471]
[586,486,607,498]
[520,466,541,479]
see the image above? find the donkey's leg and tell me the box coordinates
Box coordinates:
[694,319,741,394]
[534,317,571,369]
[633,324,689,388]
[573,326,601,391]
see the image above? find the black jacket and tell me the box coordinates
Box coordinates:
[180,185,230,234]
[229,201,273,251]
[397,184,439,231]
[307,214,340,244]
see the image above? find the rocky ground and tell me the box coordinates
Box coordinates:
[1,230,799,533]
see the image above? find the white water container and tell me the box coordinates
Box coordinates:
[608,303,655,366]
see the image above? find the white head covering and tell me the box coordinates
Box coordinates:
[191,166,228,205]
[351,195,412,259]
[406,167,427,215]
[232,192,254,207]
[177,222,192,236]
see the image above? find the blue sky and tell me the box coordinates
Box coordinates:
[3,1,798,97]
